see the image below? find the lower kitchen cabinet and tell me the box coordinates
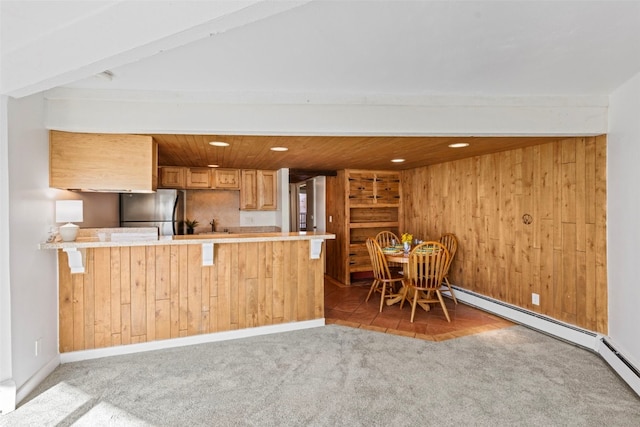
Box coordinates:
[56,238,326,352]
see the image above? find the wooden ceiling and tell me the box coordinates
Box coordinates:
[149,134,569,181]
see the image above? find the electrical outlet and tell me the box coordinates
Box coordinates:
[34,338,41,357]
[532,293,540,306]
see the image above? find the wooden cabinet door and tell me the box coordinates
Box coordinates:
[376,172,401,205]
[348,172,375,205]
[240,169,258,209]
[258,170,277,210]
[213,168,240,189]
[240,170,277,210]
[186,167,211,189]
[159,166,185,188]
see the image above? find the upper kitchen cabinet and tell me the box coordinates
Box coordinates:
[240,169,277,210]
[186,167,210,189]
[50,131,157,192]
[158,166,241,190]
[258,170,278,210]
[212,168,240,190]
[158,166,186,189]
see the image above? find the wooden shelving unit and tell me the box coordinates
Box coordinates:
[326,169,402,285]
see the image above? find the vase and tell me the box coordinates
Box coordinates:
[187,228,194,235]
[403,241,410,254]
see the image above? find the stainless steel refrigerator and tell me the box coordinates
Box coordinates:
[120,189,185,236]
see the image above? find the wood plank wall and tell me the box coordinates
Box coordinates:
[58,241,325,353]
[401,136,607,333]
[325,172,347,283]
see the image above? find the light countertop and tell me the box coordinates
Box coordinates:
[39,230,335,250]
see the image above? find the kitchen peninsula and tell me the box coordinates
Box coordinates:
[40,230,334,355]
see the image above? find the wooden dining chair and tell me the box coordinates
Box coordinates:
[375,230,399,248]
[439,233,458,304]
[400,241,451,322]
[365,238,405,312]
[375,231,402,271]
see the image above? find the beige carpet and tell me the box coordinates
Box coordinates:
[3,325,639,426]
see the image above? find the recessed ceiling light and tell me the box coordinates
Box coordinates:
[208,164,219,168]
[209,141,229,147]
[270,147,288,152]
[448,142,470,148]
[391,158,405,163]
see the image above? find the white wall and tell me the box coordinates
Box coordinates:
[239,210,277,228]
[0,95,16,413]
[6,93,60,400]
[276,168,289,232]
[313,176,327,233]
[52,191,119,230]
[607,71,640,369]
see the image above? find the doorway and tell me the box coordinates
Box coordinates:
[299,183,308,231]
[290,178,323,232]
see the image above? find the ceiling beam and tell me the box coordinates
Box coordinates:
[1,0,310,98]
[44,90,608,136]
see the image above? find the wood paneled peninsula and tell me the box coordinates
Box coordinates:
[40,231,334,354]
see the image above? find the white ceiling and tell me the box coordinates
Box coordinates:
[2,0,640,100]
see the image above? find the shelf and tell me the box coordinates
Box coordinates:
[349,202,400,208]
[349,265,374,273]
[349,221,399,229]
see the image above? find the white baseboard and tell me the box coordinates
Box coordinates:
[60,319,325,364]
[452,286,640,397]
[0,379,16,414]
[14,355,60,405]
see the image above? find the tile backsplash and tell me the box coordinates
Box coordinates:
[186,190,240,233]
[185,190,280,234]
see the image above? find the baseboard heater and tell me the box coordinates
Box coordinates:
[599,337,640,396]
[450,285,640,396]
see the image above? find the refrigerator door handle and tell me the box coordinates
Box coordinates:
[172,194,179,235]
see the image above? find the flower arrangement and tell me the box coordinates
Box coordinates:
[401,233,413,244]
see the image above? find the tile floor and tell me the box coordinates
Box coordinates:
[324,275,514,341]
